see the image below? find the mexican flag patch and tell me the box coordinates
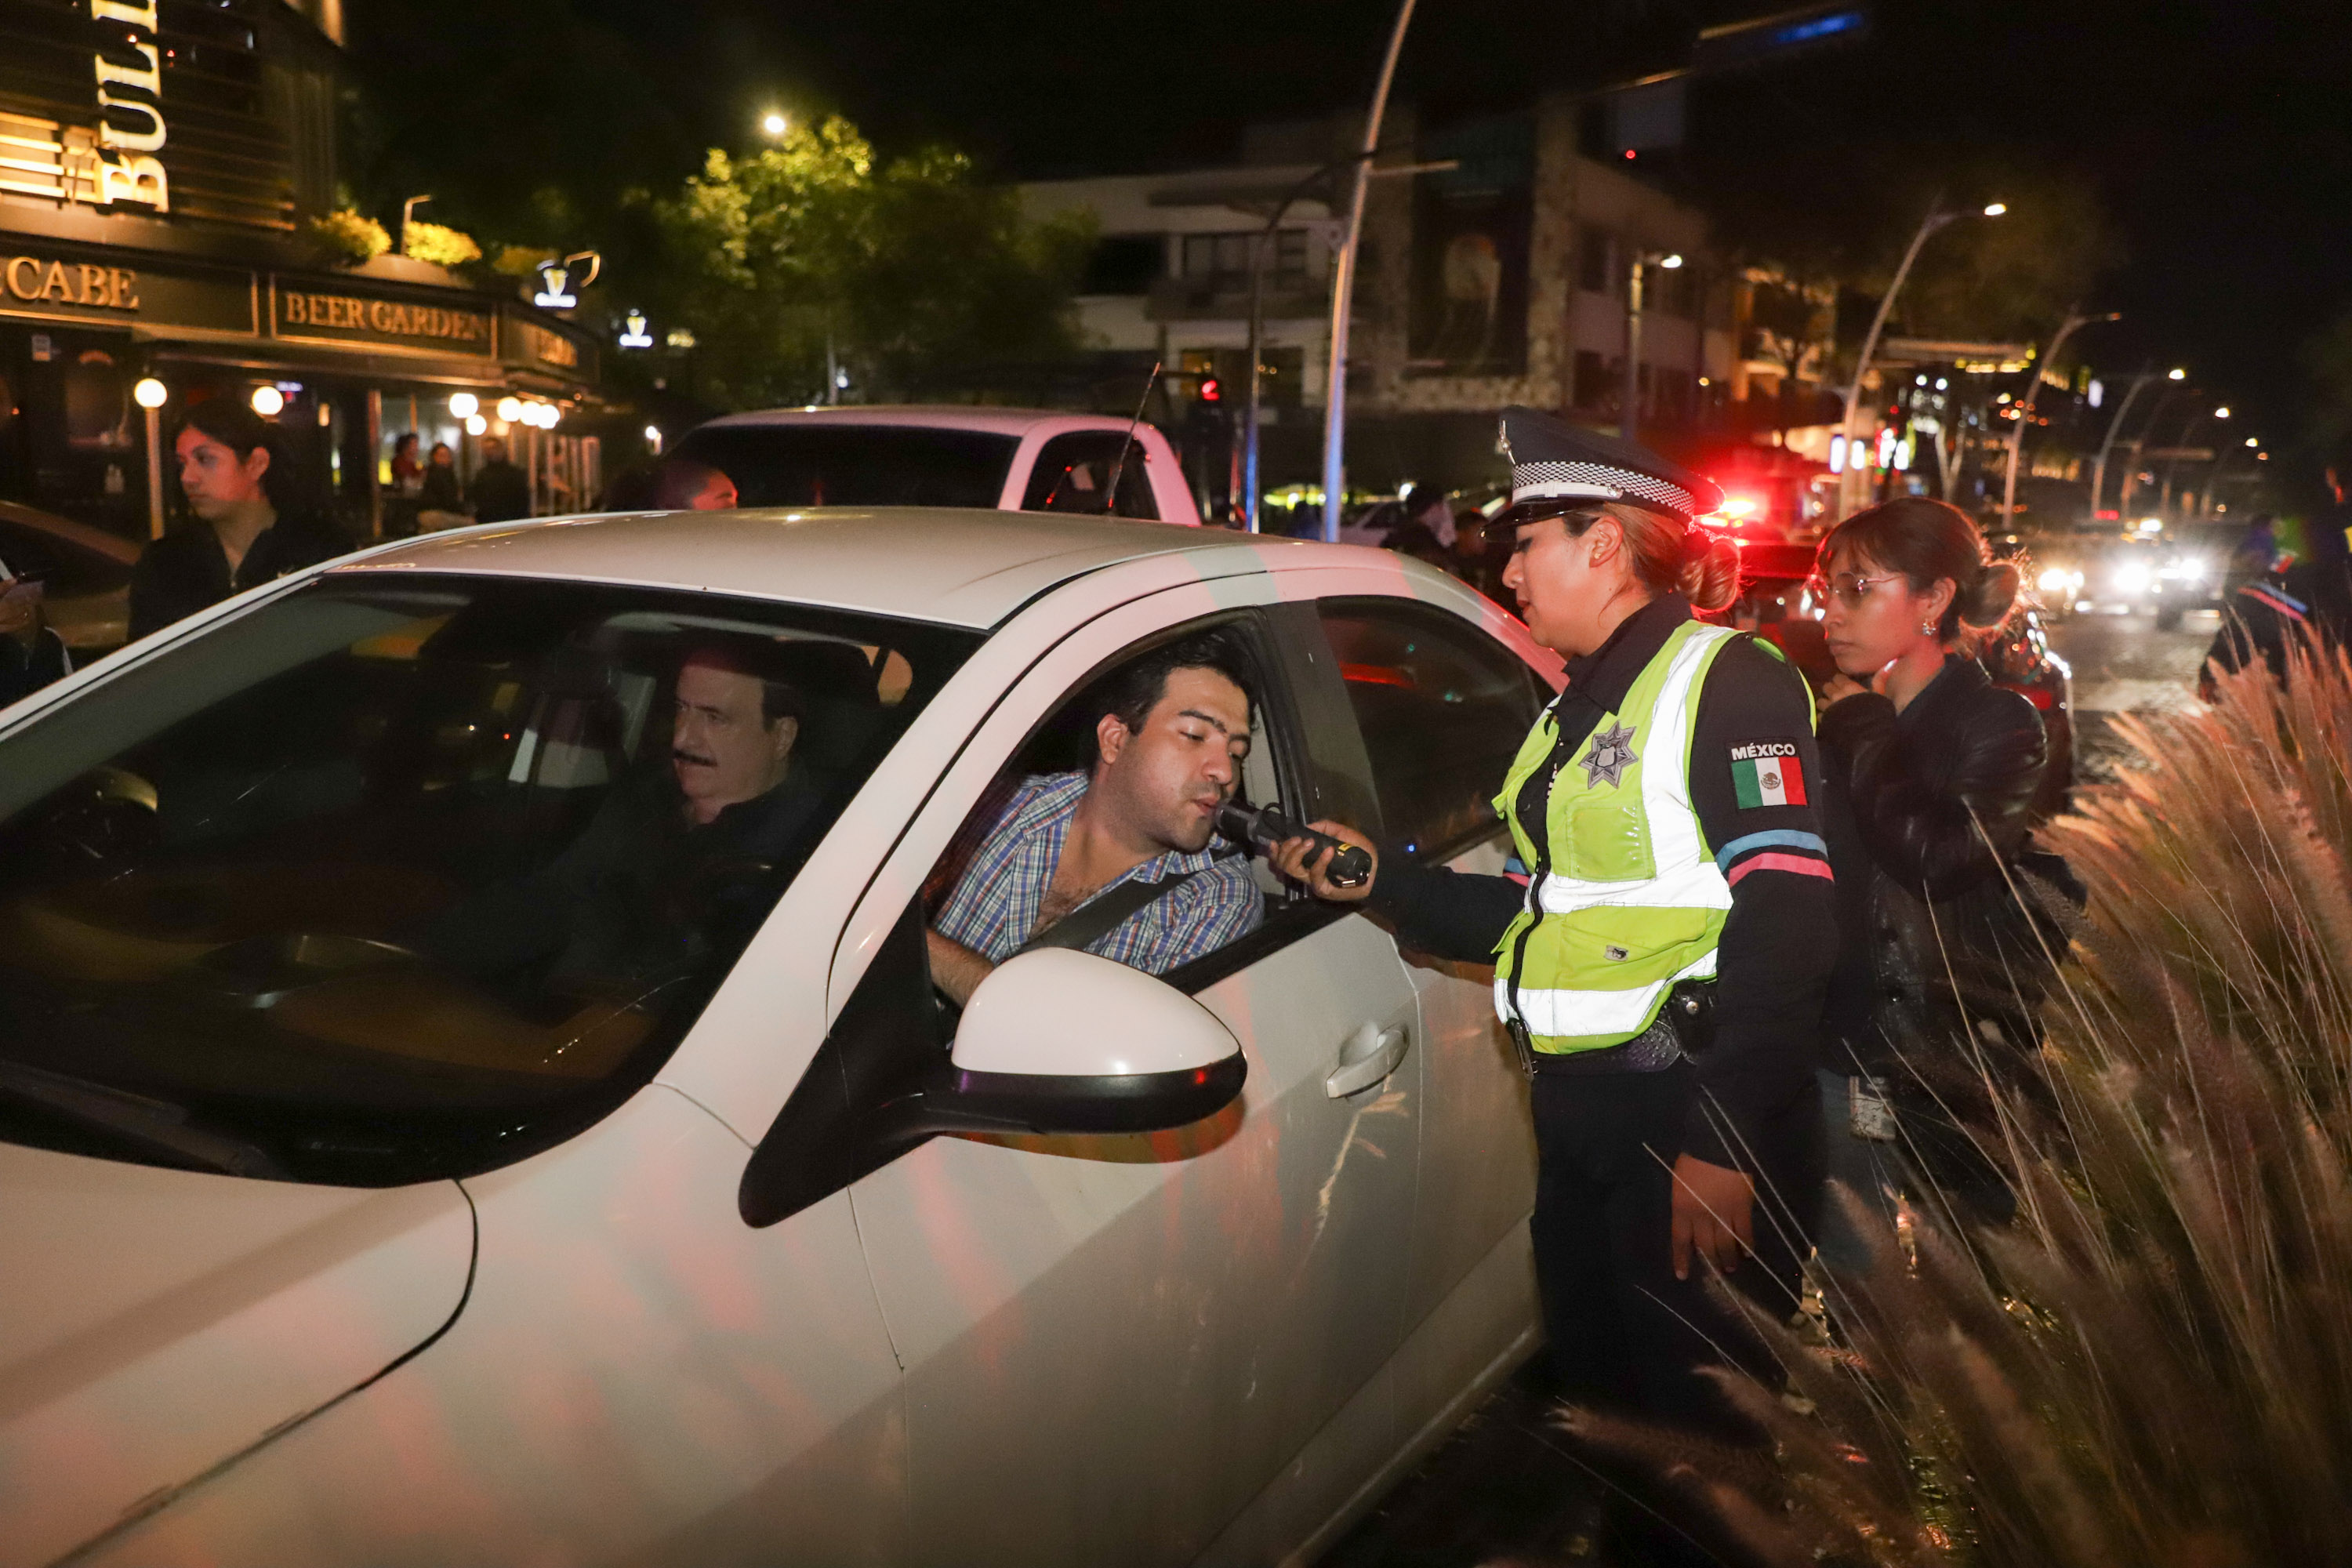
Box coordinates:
[1731,741,1806,808]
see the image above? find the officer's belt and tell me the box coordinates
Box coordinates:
[1523,980,1714,1076]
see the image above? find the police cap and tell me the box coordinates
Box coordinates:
[1494,406,1722,528]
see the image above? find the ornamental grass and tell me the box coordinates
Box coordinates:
[1574,634,2352,1567]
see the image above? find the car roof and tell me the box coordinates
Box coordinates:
[692,405,1134,438]
[328,506,1407,630]
[0,500,142,564]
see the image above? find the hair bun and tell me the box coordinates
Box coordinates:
[1962,559,2022,630]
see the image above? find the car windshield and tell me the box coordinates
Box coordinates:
[671,423,1020,510]
[0,574,981,1185]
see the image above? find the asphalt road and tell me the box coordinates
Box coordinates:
[2045,602,2219,782]
[1315,602,2216,1568]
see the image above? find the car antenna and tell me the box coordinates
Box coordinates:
[1097,359,1161,515]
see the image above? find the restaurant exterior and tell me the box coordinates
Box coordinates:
[0,0,601,545]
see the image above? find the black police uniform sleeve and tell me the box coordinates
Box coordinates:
[1364,853,1524,963]
[1815,683,2045,900]
[1683,637,1838,1171]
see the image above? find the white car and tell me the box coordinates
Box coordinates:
[673,405,1205,525]
[0,506,1557,1566]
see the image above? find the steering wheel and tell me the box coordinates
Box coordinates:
[38,765,161,868]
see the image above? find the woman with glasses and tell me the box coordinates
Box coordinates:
[1810,496,2048,1264]
[1272,408,1837,1461]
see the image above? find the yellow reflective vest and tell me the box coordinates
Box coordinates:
[1493,619,1742,1053]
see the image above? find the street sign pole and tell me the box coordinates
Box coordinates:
[1320,0,1417,543]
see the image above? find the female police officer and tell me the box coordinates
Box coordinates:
[1274,408,1835,1436]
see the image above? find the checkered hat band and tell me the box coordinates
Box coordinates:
[1511,459,1695,517]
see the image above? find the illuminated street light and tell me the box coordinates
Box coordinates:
[497,396,524,424]
[2247,437,2259,447]
[760,111,788,138]
[2168,367,2187,380]
[464,413,488,436]
[1839,196,2005,515]
[449,392,479,419]
[2215,406,2230,419]
[1657,252,1683,269]
[132,377,167,409]
[249,386,284,417]
[644,425,662,453]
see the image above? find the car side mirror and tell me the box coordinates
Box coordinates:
[936,949,1247,1134]
[739,911,1247,1229]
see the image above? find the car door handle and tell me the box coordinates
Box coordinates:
[1326,1022,1410,1099]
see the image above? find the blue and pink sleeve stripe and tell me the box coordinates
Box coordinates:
[1715,829,1833,887]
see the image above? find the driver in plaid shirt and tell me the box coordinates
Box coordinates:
[928,630,1266,1004]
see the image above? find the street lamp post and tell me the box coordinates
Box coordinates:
[2159,405,2228,518]
[1621,249,1682,450]
[2087,365,2183,524]
[1319,0,1418,543]
[132,375,168,540]
[2117,376,2187,518]
[1999,307,2117,525]
[400,194,431,257]
[1837,199,2004,518]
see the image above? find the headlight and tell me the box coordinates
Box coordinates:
[2038,566,2071,592]
[2116,563,2151,593]
[2180,557,2207,581]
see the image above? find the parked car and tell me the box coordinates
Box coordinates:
[0,506,1553,1566]
[0,499,138,655]
[1712,538,2075,822]
[671,405,1204,525]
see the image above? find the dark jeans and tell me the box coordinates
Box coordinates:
[1530,1061,1822,1437]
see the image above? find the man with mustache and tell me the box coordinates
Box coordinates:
[428,639,826,995]
[927,629,1265,1005]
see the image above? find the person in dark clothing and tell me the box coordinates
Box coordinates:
[1810,497,2049,1269]
[425,641,824,996]
[1272,410,1835,1444]
[127,397,350,642]
[468,434,532,524]
[2205,471,2352,691]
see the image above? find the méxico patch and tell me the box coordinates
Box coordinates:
[1730,739,1806,808]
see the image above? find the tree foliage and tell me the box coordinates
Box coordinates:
[644,118,1093,409]
[1891,166,2124,346]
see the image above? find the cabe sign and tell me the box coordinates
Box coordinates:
[3,256,140,310]
[274,288,495,357]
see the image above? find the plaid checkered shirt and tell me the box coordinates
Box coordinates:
[935,771,1264,975]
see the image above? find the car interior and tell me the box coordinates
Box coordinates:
[0,577,977,1185]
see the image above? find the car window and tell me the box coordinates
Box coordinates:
[1316,599,1544,862]
[670,423,1019,510]
[0,575,980,1185]
[920,616,1319,1000]
[0,515,131,598]
[1018,432,1158,519]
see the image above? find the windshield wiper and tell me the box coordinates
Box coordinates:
[0,1059,282,1179]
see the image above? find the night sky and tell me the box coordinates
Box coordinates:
[365,1,2351,460]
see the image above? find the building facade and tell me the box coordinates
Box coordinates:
[1023,101,1784,510]
[0,0,599,543]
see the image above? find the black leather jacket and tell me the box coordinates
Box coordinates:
[1818,655,2049,1076]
